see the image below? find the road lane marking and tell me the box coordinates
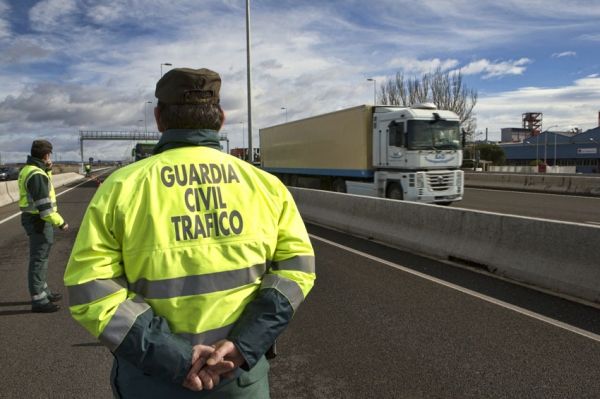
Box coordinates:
[585,221,600,226]
[310,233,600,343]
[0,169,113,226]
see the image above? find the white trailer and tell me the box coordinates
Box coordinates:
[260,104,463,204]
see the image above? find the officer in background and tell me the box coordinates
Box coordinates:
[64,68,316,398]
[19,140,69,313]
[84,164,91,177]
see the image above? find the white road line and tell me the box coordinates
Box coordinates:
[586,221,600,226]
[0,169,112,226]
[310,233,600,343]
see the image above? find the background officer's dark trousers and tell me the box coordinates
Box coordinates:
[22,214,54,305]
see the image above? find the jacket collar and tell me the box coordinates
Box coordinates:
[26,155,50,171]
[153,129,221,155]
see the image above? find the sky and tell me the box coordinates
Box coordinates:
[1,0,600,163]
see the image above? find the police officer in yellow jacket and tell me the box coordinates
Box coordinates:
[19,140,69,313]
[64,68,315,398]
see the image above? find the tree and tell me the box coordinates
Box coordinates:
[464,143,506,165]
[379,68,478,140]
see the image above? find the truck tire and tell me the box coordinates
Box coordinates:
[386,183,403,200]
[332,178,346,193]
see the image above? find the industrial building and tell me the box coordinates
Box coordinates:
[498,112,600,173]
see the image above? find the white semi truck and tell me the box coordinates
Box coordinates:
[259,104,464,204]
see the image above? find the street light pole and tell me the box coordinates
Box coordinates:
[544,128,548,165]
[554,133,557,168]
[536,133,539,168]
[160,63,172,77]
[240,122,245,155]
[245,0,253,162]
[367,78,376,105]
[544,124,559,169]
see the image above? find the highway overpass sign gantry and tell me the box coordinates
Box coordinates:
[78,130,229,165]
[79,130,161,165]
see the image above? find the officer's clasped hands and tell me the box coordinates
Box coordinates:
[182,340,245,392]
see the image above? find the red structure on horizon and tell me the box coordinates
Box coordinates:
[522,112,543,136]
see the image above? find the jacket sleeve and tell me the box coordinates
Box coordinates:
[26,172,65,227]
[228,186,316,369]
[63,181,193,385]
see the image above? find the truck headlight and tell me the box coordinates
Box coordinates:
[416,173,424,188]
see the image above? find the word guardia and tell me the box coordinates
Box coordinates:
[161,163,240,187]
[161,163,244,241]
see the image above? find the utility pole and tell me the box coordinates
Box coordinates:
[245,0,253,162]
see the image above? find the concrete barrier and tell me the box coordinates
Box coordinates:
[0,182,10,207]
[0,173,84,208]
[6,179,20,203]
[465,172,600,196]
[290,187,600,304]
[52,172,83,187]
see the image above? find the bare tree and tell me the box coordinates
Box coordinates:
[379,68,478,138]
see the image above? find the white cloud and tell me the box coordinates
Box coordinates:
[476,75,600,138]
[0,37,54,64]
[579,33,600,41]
[29,0,78,31]
[387,57,459,75]
[0,0,10,40]
[460,58,532,79]
[551,51,576,58]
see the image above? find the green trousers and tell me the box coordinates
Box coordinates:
[22,213,54,304]
[111,354,270,398]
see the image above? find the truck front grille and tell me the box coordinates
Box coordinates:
[426,172,454,191]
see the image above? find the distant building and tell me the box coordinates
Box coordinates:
[230,147,261,163]
[501,128,532,143]
[499,126,600,173]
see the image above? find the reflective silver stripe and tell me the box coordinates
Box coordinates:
[130,263,266,300]
[271,256,315,274]
[32,291,48,301]
[260,274,305,311]
[34,197,51,206]
[99,297,150,352]
[67,277,128,306]
[178,323,234,345]
[39,208,54,217]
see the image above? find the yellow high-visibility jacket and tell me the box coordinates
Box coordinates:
[18,157,65,227]
[64,129,315,386]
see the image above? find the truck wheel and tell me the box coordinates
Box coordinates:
[386,183,403,200]
[332,178,346,193]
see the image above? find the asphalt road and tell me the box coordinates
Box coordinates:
[454,187,600,225]
[1,175,599,398]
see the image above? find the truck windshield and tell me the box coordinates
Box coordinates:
[407,120,461,150]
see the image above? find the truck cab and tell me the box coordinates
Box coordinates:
[373,104,462,170]
[347,104,464,204]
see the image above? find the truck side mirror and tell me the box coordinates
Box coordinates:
[388,121,404,147]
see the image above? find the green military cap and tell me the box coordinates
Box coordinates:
[155,68,221,105]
